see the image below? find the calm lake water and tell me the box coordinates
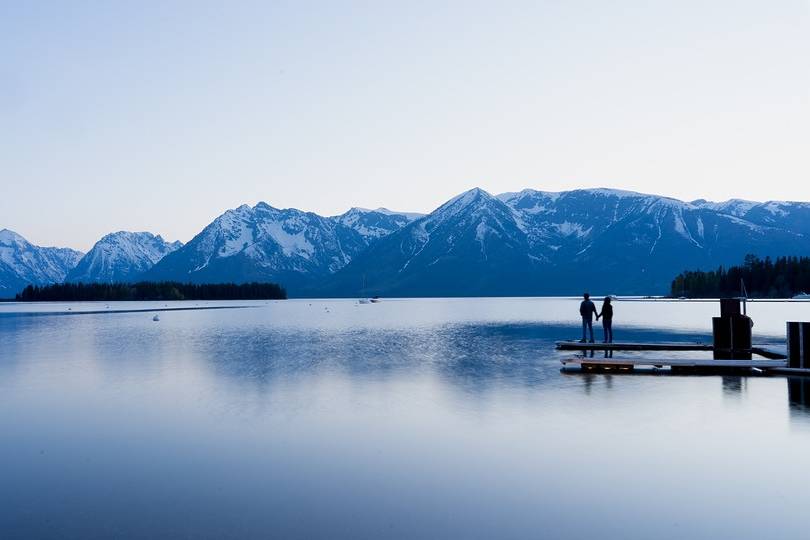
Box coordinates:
[2,297,810,539]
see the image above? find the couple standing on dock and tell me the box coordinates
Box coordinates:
[579,293,613,343]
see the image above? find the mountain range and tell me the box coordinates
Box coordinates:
[4,187,810,298]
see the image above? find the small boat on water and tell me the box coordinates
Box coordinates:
[369,296,381,303]
[152,314,160,321]
[358,275,378,304]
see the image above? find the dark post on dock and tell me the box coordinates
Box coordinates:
[712,299,752,360]
[787,322,810,369]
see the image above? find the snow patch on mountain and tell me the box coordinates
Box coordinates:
[211,205,254,258]
[219,221,254,257]
[763,202,790,217]
[692,198,758,217]
[475,220,501,259]
[553,221,592,238]
[672,208,701,248]
[399,223,431,272]
[258,221,315,258]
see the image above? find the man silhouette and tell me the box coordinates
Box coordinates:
[579,292,597,343]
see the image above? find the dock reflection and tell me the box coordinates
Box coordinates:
[788,378,810,418]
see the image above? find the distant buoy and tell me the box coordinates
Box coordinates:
[153,314,160,322]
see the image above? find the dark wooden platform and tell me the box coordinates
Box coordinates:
[561,357,787,370]
[555,341,787,360]
[555,341,712,352]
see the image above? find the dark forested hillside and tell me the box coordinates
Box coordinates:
[671,255,810,298]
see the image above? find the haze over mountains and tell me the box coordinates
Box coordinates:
[4,188,810,298]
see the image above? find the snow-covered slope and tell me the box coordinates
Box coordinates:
[65,231,182,283]
[320,188,810,296]
[693,199,810,237]
[0,229,83,297]
[320,188,541,296]
[144,203,412,293]
[494,188,809,293]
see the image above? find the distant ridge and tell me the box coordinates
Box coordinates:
[4,188,810,297]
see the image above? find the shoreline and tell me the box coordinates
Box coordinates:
[0,304,257,317]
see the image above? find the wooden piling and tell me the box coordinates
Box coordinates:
[712,298,752,360]
[787,322,810,369]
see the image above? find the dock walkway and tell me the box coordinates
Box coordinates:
[556,341,712,352]
[556,339,789,373]
[561,356,787,370]
[555,340,787,359]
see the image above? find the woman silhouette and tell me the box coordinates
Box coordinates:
[597,297,614,343]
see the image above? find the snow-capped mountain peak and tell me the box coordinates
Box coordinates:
[426,188,505,226]
[0,228,27,245]
[65,231,182,283]
[0,229,84,296]
[143,200,414,292]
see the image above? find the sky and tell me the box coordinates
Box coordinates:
[2,1,808,251]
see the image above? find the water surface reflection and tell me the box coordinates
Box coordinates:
[2,299,810,539]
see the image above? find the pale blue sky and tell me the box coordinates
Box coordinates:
[2,1,808,250]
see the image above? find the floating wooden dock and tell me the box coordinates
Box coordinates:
[555,341,787,359]
[556,341,712,352]
[556,338,788,373]
[561,356,787,372]
[554,299,810,375]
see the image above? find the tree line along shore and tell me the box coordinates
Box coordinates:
[10,254,810,301]
[671,255,810,298]
[15,281,287,301]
